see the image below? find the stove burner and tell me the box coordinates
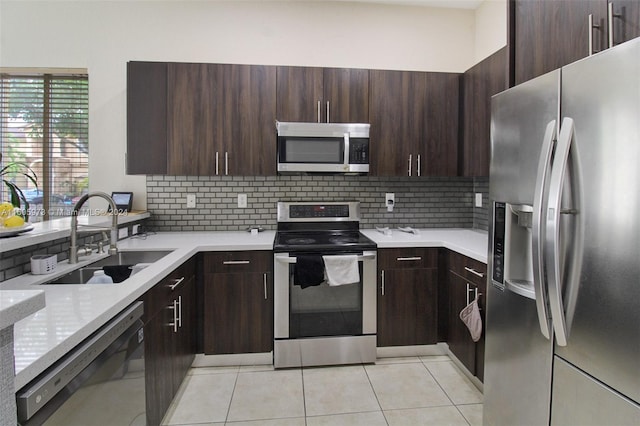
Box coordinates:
[328,236,358,244]
[285,238,317,245]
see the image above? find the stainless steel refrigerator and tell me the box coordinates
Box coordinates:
[484,38,640,425]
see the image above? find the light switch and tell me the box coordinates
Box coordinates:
[238,194,247,208]
[475,193,483,207]
[186,194,196,208]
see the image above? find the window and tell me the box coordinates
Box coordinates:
[0,70,88,222]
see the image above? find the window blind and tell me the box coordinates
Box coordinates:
[0,73,88,221]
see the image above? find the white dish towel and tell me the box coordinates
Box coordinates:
[322,255,360,286]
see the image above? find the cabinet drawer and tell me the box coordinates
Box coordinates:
[448,250,487,288]
[203,251,272,273]
[142,257,196,321]
[378,248,438,270]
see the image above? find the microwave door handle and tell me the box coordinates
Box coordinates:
[343,132,350,166]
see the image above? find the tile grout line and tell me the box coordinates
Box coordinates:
[362,362,391,426]
[223,368,240,424]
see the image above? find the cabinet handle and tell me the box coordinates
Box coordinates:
[215,152,219,175]
[397,256,422,261]
[317,100,321,123]
[381,270,385,295]
[417,154,421,177]
[464,266,485,278]
[177,295,182,328]
[466,283,471,306]
[225,152,229,175]
[169,276,185,291]
[588,14,601,55]
[408,154,412,177]
[223,260,250,265]
[608,2,621,48]
[326,101,330,123]
[263,273,268,300]
[169,300,178,333]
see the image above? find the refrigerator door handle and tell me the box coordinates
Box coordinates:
[532,120,557,340]
[545,117,583,347]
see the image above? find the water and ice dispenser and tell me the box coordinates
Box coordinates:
[492,201,535,296]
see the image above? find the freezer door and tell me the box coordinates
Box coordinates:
[489,69,560,205]
[485,70,560,426]
[551,357,640,425]
[553,38,640,405]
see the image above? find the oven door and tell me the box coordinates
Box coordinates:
[273,251,377,367]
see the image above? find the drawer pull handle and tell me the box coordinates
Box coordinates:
[263,273,268,300]
[397,256,422,261]
[464,267,485,278]
[381,270,385,295]
[169,277,185,291]
[223,260,251,265]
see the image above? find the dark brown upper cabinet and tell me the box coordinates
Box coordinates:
[511,0,639,85]
[462,47,508,177]
[276,66,369,123]
[167,63,277,176]
[369,70,459,177]
[127,61,276,176]
[126,61,168,175]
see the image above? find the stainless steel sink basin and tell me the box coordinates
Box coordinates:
[43,250,172,285]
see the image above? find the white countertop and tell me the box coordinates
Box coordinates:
[2,227,487,391]
[0,211,151,253]
[0,290,45,330]
[1,230,275,390]
[361,228,488,263]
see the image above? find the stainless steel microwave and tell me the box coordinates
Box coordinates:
[276,121,370,174]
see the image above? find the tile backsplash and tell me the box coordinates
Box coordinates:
[146,175,490,232]
[1,176,490,281]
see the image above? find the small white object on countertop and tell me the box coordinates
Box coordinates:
[30,254,57,275]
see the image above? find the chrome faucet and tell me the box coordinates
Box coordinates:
[69,191,119,264]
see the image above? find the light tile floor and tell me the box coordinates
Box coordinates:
[162,356,483,426]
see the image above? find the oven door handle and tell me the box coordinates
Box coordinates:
[277,254,376,264]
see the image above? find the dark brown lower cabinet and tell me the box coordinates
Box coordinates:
[447,251,487,382]
[202,251,273,355]
[143,258,196,426]
[377,248,438,347]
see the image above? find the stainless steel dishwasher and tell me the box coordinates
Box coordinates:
[16,302,145,426]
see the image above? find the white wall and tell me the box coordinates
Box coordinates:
[474,0,507,62]
[0,1,481,209]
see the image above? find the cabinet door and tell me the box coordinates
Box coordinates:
[276,66,324,122]
[172,275,196,394]
[514,0,607,85]
[126,61,168,174]
[610,1,640,45]
[462,47,507,177]
[421,72,459,176]
[448,272,478,375]
[203,271,273,354]
[223,64,277,176]
[369,70,421,176]
[167,63,222,175]
[378,268,438,347]
[323,68,369,123]
[144,300,174,426]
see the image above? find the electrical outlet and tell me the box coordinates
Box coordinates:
[132,224,140,235]
[118,227,128,239]
[186,194,196,208]
[475,193,483,208]
[385,193,395,212]
[238,194,247,208]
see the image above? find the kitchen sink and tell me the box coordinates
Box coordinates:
[43,250,172,285]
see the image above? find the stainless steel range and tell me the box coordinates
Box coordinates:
[273,201,377,368]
